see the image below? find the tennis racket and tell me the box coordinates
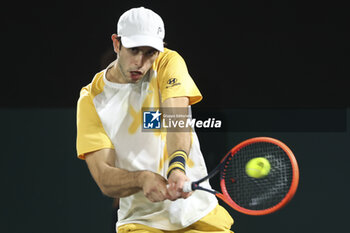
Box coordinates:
[183,137,299,215]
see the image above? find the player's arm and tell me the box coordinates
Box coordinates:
[161,96,192,199]
[85,148,170,202]
[162,96,191,159]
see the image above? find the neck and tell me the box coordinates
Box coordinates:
[106,60,127,84]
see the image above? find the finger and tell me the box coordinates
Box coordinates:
[146,194,156,202]
[172,182,183,197]
[159,187,171,201]
[165,190,177,201]
[167,187,182,200]
[147,190,162,202]
[152,193,166,202]
[167,190,180,200]
[182,191,192,199]
[146,187,167,202]
[175,181,185,192]
[167,182,177,196]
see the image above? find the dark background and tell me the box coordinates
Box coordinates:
[2,0,349,108]
[1,0,349,233]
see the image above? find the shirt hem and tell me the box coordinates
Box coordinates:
[116,200,218,231]
[77,145,115,160]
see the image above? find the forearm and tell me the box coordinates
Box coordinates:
[166,131,191,156]
[85,149,145,198]
[86,149,170,202]
[166,128,193,200]
[162,97,192,175]
[98,164,145,198]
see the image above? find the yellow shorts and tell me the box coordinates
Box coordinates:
[117,204,234,233]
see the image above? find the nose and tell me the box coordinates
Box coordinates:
[134,52,145,68]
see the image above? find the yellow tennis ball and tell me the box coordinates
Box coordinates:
[245,157,271,178]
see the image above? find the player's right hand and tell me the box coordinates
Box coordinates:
[167,169,192,201]
[139,171,170,202]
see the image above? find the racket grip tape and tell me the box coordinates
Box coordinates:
[183,181,193,192]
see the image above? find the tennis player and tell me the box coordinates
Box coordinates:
[76,7,234,233]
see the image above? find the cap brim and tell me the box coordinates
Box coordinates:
[121,35,164,52]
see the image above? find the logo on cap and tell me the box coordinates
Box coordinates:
[157,27,163,35]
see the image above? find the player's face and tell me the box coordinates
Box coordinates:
[117,46,159,83]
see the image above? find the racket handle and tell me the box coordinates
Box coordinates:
[183,181,193,192]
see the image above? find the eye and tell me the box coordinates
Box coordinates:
[146,49,157,56]
[130,47,139,54]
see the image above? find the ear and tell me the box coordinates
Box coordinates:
[111,34,121,53]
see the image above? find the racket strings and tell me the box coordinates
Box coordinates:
[223,142,293,211]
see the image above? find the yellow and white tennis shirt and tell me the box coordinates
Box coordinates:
[76,48,218,230]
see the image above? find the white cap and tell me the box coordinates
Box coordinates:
[117,7,165,52]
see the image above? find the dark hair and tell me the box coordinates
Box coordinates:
[117,36,122,49]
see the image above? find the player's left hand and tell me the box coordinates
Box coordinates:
[167,169,192,201]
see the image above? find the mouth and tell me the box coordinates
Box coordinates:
[130,71,143,81]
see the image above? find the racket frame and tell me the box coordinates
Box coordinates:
[187,137,299,216]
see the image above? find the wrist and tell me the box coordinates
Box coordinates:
[136,170,151,189]
[167,150,188,178]
[168,168,186,177]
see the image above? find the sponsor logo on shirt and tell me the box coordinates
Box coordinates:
[166,78,181,88]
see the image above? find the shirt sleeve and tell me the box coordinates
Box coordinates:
[157,50,202,105]
[76,86,114,160]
